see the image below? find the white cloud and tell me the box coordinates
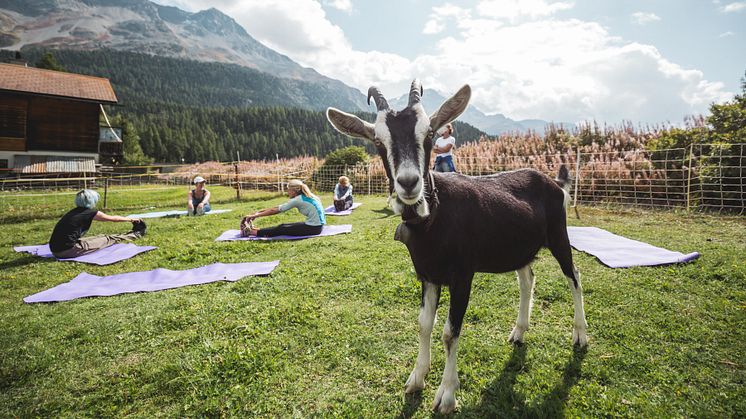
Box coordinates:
[721,2,746,12]
[422,4,471,35]
[631,12,661,25]
[323,0,352,13]
[477,0,574,21]
[718,31,735,37]
[150,0,731,124]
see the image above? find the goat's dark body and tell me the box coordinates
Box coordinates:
[400,169,571,286]
[326,80,587,413]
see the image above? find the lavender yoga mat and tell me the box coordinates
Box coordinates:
[13,243,156,265]
[24,261,280,303]
[126,209,233,218]
[216,224,352,241]
[567,226,700,268]
[324,202,362,216]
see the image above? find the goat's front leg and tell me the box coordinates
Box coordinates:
[509,265,535,344]
[433,276,473,414]
[405,281,440,393]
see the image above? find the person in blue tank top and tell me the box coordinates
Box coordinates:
[241,179,326,237]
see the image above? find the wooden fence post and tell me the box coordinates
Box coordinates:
[686,143,694,212]
[234,163,240,201]
[103,175,109,209]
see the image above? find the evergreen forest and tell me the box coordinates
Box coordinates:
[1,48,486,163]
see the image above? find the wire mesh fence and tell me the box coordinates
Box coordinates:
[1,143,743,221]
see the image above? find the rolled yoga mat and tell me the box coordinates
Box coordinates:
[24,261,280,303]
[13,243,156,266]
[567,226,700,268]
[216,224,352,241]
[324,202,362,216]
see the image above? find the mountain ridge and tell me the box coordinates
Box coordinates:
[0,0,369,110]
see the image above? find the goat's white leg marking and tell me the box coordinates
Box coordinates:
[509,265,535,344]
[569,266,588,346]
[433,315,460,413]
[405,282,439,393]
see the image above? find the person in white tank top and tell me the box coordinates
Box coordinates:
[433,123,456,172]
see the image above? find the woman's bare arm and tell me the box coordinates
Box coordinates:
[94,211,141,223]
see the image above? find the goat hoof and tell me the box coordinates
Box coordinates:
[432,382,458,414]
[572,328,588,347]
[404,370,426,393]
[508,326,527,344]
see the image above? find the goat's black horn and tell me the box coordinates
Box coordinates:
[408,79,423,107]
[367,86,390,112]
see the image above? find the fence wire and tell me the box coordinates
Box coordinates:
[1,143,743,221]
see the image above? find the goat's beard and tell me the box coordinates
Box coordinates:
[390,192,430,220]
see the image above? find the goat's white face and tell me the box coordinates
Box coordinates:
[374,104,432,205]
[326,80,471,213]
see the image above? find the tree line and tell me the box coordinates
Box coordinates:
[1,48,486,163]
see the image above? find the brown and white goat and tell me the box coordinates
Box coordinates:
[326,80,588,414]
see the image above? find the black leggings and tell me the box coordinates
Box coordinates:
[257,222,323,237]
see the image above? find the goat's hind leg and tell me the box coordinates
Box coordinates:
[405,281,440,393]
[509,265,535,344]
[548,231,588,346]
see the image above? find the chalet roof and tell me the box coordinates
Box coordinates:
[0,63,118,104]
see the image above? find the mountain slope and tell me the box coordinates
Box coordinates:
[390,89,570,135]
[0,0,368,110]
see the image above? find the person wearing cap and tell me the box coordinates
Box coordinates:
[49,189,146,258]
[188,176,211,216]
[240,179,325,237]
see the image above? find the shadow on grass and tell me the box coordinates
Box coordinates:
[397,391,423,419]
[459,344,587,417]
[372,206,395,218]
[0,255,45,272]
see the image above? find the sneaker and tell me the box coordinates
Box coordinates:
[133,220,147,237]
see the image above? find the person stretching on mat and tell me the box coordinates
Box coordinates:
[333,176,354,212]
[241,179,326,237]
[49,189,147,258]
[187,176,211,216]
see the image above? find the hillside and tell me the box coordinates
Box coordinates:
[1,48,487,163]
[0,0,368,110]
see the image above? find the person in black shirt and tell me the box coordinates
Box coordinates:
[49,189,147,258]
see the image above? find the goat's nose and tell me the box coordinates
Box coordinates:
[397,174,419,191]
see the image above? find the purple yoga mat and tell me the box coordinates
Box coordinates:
[215,224,352,241]
[567,226,700,268]
[13,243,157,265]
[324,202,362,216]
[24,261,280,303]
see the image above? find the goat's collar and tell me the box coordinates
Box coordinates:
[400,171,439,230]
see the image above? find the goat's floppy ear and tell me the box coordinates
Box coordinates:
[326,107,376,141]
[429,84,471,132]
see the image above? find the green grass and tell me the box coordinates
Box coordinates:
[1,192,744,417]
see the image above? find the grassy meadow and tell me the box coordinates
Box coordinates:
[0,190,744,417]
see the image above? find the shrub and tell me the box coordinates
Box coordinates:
[323,146,369,167]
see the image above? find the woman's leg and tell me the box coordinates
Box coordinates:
[343,198,353,210]
[434,158,449,173]
[444,156,456,172]
[53,231,141,258]
[334,200,345,211]
[257,222,323,237]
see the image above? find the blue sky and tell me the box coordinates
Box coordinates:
[154,0,745,124]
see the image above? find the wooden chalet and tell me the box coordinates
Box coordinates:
[0,63,119,174]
